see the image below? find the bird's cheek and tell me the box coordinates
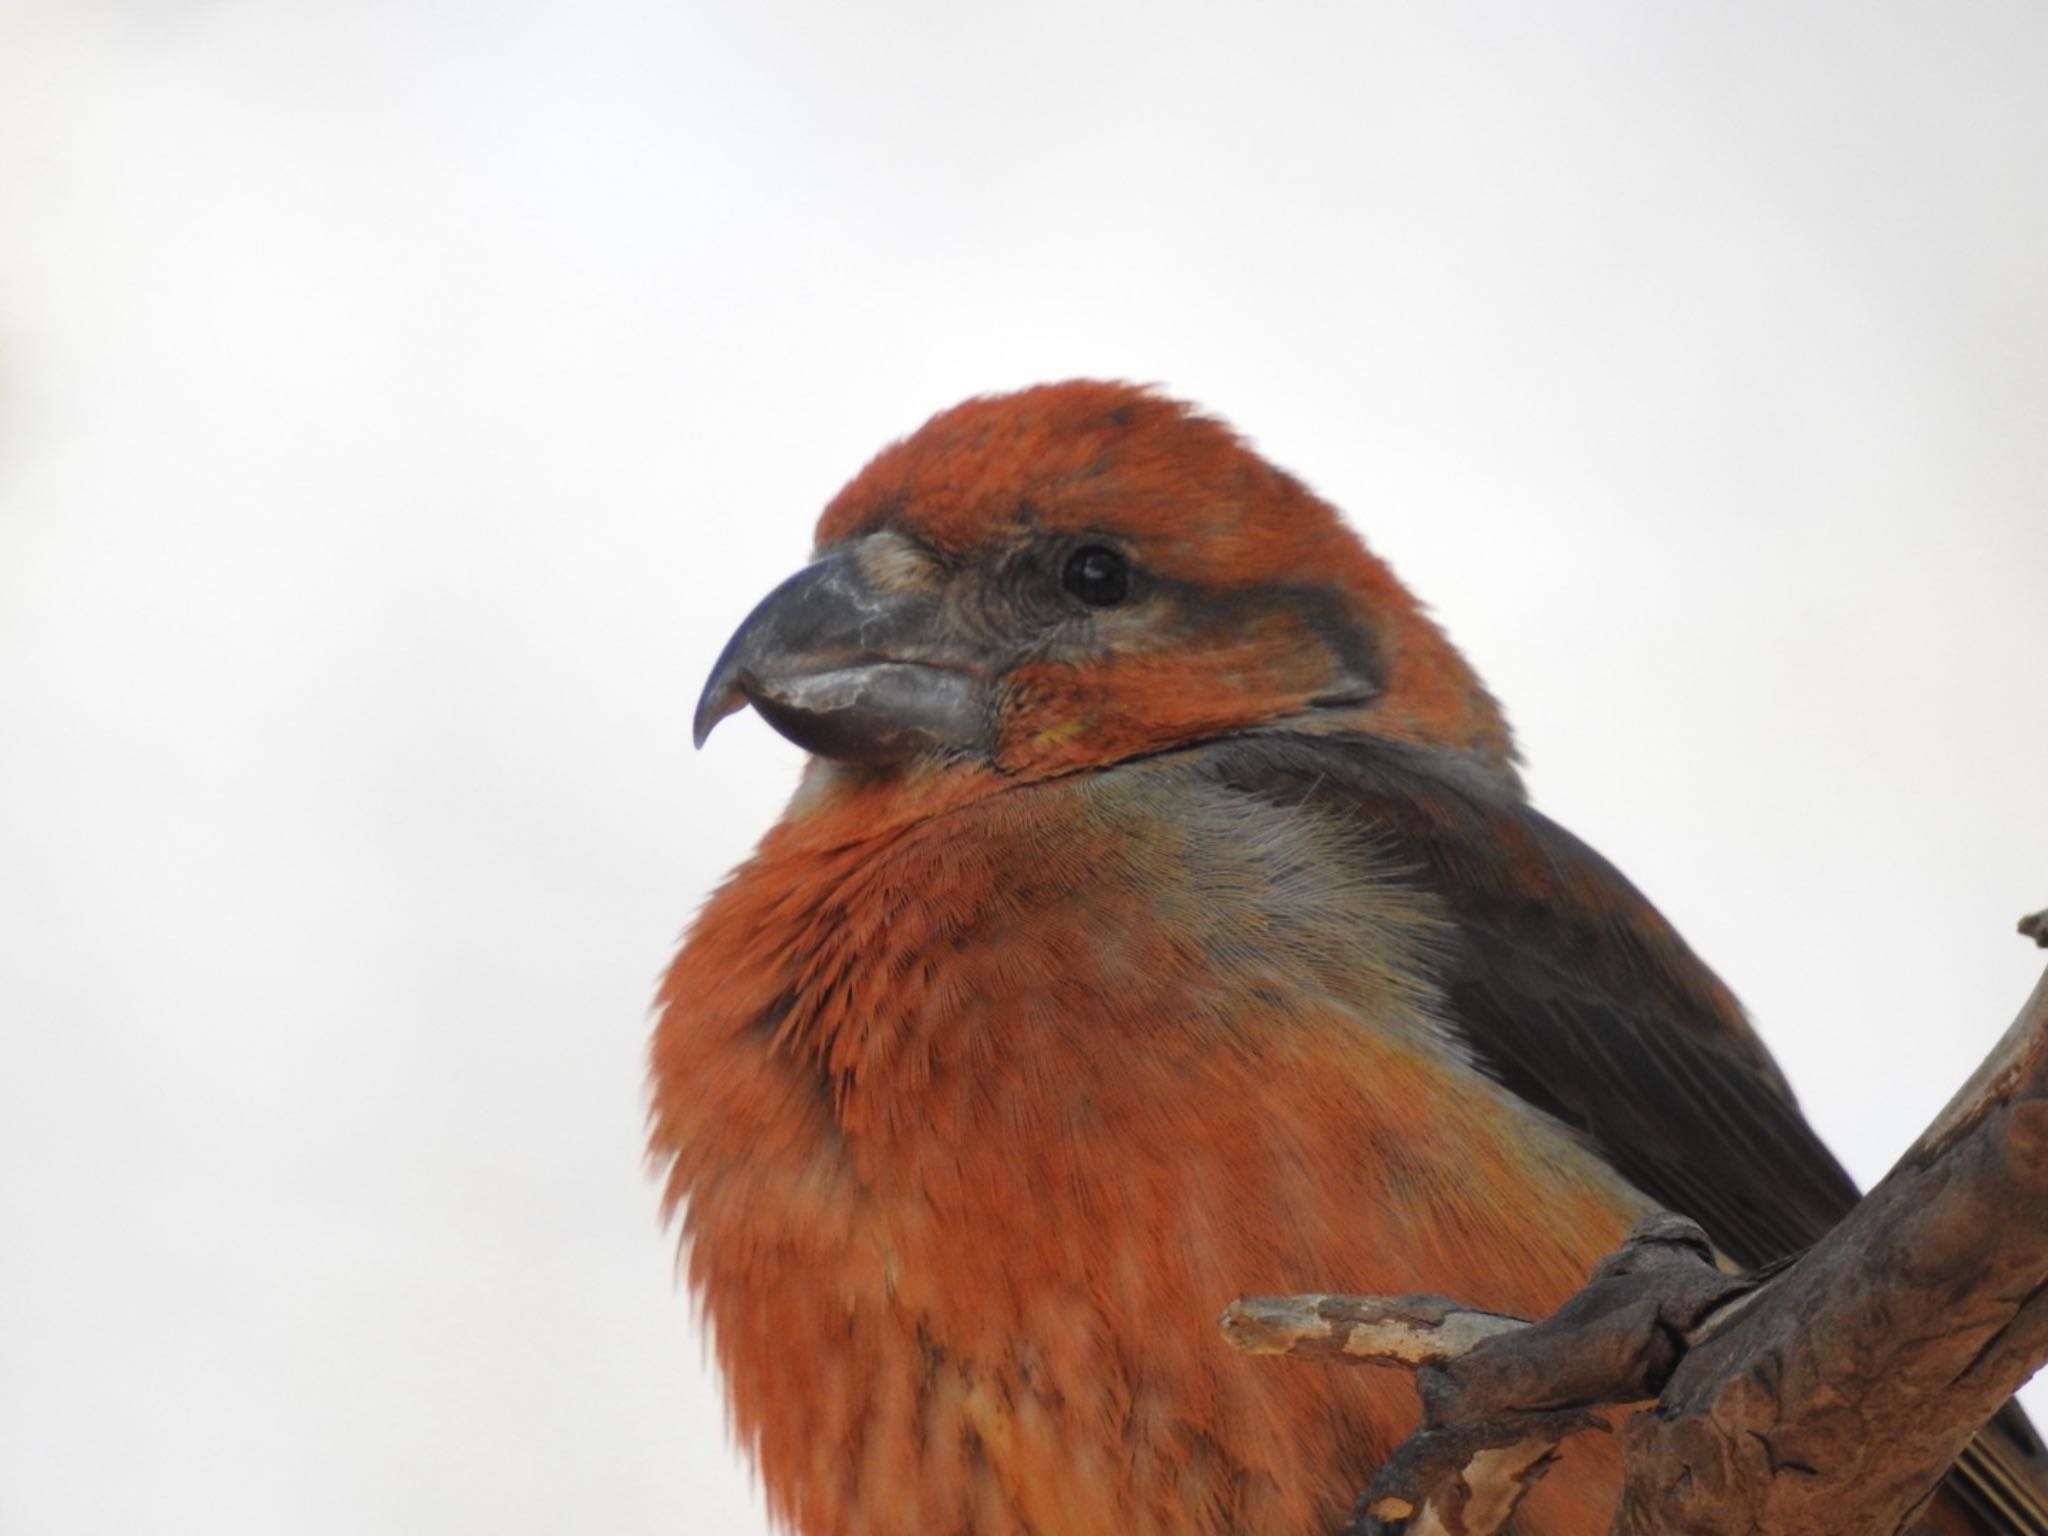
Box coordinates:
[990,647,1330,778]
[987,671,1106,777]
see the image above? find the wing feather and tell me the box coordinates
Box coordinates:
[1202,728,1859,1261]
[1196,728,2048,1532]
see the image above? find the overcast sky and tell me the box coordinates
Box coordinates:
[2,3,2045,1533]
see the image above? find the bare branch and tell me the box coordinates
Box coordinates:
[1221,967,2048,1536]
[1614,967,2048,1535]
[1219,1293,1526,1368]
[1222,1216,1753,1535]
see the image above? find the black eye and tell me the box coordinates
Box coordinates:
[1061,545,1129,607]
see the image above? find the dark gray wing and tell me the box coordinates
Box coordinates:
[1199,728,1860,1263]
[1197,728,2048,1531]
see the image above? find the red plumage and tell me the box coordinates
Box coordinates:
[654,382,2044,1534]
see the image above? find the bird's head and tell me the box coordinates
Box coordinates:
[695,381,1515,785]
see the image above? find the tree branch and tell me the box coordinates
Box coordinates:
[1221,961,2048,1536]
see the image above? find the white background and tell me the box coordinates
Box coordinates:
[3,3,2044,1533]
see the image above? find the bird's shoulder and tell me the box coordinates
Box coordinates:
[1154,727,1866,1266]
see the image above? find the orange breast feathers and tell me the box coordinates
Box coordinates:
[651,757,1650,1536]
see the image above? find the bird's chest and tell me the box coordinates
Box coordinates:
[654,779,1636,1534]
[674,782,1419,1288]
[688,798,1264,1286]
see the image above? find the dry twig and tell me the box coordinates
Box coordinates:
[1222,962,2048,1536]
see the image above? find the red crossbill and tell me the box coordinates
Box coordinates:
[651,381,2046,1534]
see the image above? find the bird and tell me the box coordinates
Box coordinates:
[651,380,2047,1535]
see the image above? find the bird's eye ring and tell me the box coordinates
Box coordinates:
[1061,545,1130,607]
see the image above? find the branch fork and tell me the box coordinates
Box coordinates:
[1222,952,2048,1536]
